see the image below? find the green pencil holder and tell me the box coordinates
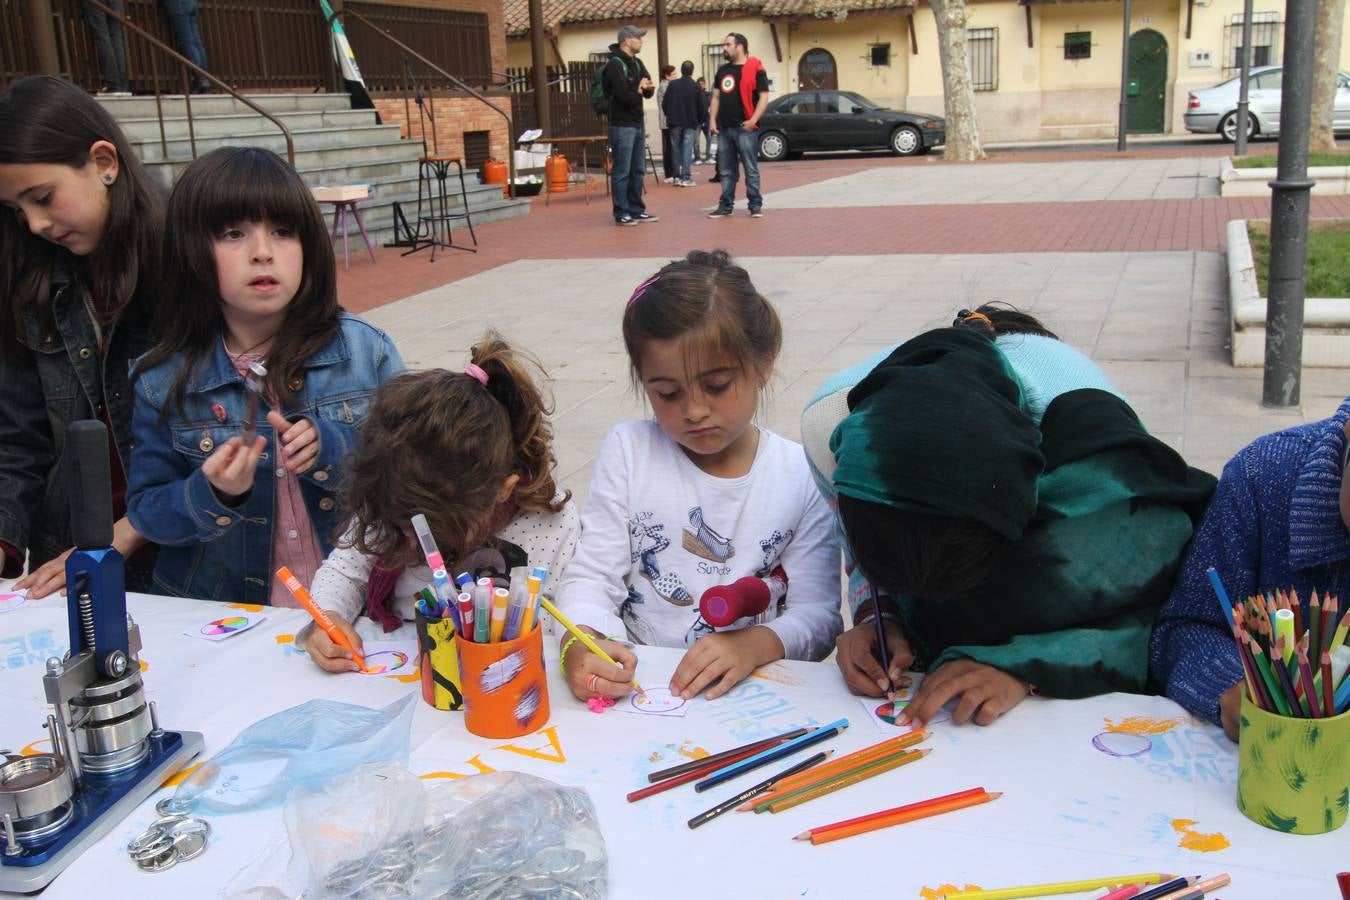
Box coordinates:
[1236,691,1350,834]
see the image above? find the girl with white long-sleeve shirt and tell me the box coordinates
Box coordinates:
[554,251,842,703]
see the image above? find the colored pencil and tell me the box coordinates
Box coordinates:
[1272,637,1305,716]
[1233,631,1267,712]
[1310,591,1323,664]
[1249,642,1292,716]
[1152,873,1230,900]
[626,743,770,802]
[1335,671,1350,714]
[1098,886,1142,900]
[764,748,930,814]
[647,729,809,782]
[753,743,929,813]
[695,719,848,792]
[1323,649,1335,719]
[743,729,928,809]
[798,789,1000,845]
[1205,567,1235,630]
[1324,596,1339,653]
[1332,608,1350,653]
[686,751,830,829]
[939,873,1172,899]
[536,594,646,697]
[1298,641,1322,717]
[1129,877,1199,900]
[792,785,984,838]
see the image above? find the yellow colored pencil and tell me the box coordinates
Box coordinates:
[537,594,646,697]
[940,873,1173,900]
[764,748,930,813]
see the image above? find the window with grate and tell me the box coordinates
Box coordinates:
[870,44,891,67]
[967,27,998,91]
[463,131,490,170]
[589,52,609,64]
[702,44,724,82]
[1223,12,1282,77]
[1065,32,1091,60]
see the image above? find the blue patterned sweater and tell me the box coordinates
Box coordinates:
[1149,397,1350,725]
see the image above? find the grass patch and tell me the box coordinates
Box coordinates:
[1234,151,1350,169]
[1248,219,1350,297]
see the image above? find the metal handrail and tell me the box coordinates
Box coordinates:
[326,8,515,197]
[81,0,295,164]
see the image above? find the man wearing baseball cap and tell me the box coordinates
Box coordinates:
[604,24,658,226]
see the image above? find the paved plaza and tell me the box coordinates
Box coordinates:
[344,149,1349,507]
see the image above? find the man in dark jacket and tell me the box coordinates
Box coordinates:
[605,24,657,226]
[661,61,702,186]
[697,77,713,165]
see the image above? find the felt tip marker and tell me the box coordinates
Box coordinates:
[410,514,444,571]
[473,578,492,643]
[490,587,510,642]
[276,566,367,672]
[456,591,474,634]
[520,574,543,634]
[454,571,473,590]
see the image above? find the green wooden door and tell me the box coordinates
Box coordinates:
[1126,30,1168,133]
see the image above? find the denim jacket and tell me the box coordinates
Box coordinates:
[0,263,155,577]
[127,312,404,604]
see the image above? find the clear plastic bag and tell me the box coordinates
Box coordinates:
[226,766,608,899]
[164,694,415,815]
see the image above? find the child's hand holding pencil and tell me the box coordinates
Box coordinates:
[561,627,640,701]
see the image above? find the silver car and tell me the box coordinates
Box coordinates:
[1184,65,1350,142]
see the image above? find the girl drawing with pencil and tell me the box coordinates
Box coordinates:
[1151,398,1350,739]
[553,250,842,704]
[805,306,1216,727]
[126,147,403,605]
[303,339,579,672]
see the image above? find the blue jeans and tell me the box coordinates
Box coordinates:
[608,124,646,220]
[83,0,127,90]
[669,127,696,181]
[700,125,713,161]
[162,0,208,71]
[717,126,761,212]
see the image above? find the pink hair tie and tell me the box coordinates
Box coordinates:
[464,363,488,386]
[626,274,659,307]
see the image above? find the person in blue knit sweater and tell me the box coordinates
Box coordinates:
[1151,398,1350,741]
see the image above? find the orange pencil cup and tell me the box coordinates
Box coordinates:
[414,610,463,711]
[454,621,550,738]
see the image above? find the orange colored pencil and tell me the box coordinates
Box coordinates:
[765,748,930,813]
[741,729,927,809]
[795,786,988,836]
[795,788,1001,845]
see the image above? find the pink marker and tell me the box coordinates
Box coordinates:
[410,514,445,570]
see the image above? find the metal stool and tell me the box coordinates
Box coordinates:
[405,155,477,260]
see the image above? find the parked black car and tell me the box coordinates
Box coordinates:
[756,91,945,160]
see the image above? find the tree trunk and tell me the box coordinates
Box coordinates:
[930,0,985,161]
[1309,0,1346,153]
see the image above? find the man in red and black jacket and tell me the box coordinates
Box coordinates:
[605,24,658,227]
[708,32,769,219]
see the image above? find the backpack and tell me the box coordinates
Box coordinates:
[589,55,631,116]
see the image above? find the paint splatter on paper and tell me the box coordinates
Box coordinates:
[1171,818,1231,852]
[920,885,982,899]
[750,662,800,686]
[1103,715,1185,735]
[618,687,689,717]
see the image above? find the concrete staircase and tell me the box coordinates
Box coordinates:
[97,92,530,247]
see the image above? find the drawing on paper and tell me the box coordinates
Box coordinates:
[201,616,251,636]
[1171,818,1231,852]
[363,649,411,674]
[626,687,688,716]
[0,590,29,614]
[1092,714,1185,757]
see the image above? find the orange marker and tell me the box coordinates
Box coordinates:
[276,566,367,672]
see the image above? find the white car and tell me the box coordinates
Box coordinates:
[1184,65,1350,142]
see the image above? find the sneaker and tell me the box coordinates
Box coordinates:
[634,212,659,223]
[749,208,763,218]
[708,207,733,219]
[616,215,637,227]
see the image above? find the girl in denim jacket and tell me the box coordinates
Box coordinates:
[127,147,403,605]
[0,76,164,597]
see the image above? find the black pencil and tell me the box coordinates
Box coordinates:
[687,751,832,829]
[869,584,895,700]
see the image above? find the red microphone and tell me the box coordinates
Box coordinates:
[699,568,788,627]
